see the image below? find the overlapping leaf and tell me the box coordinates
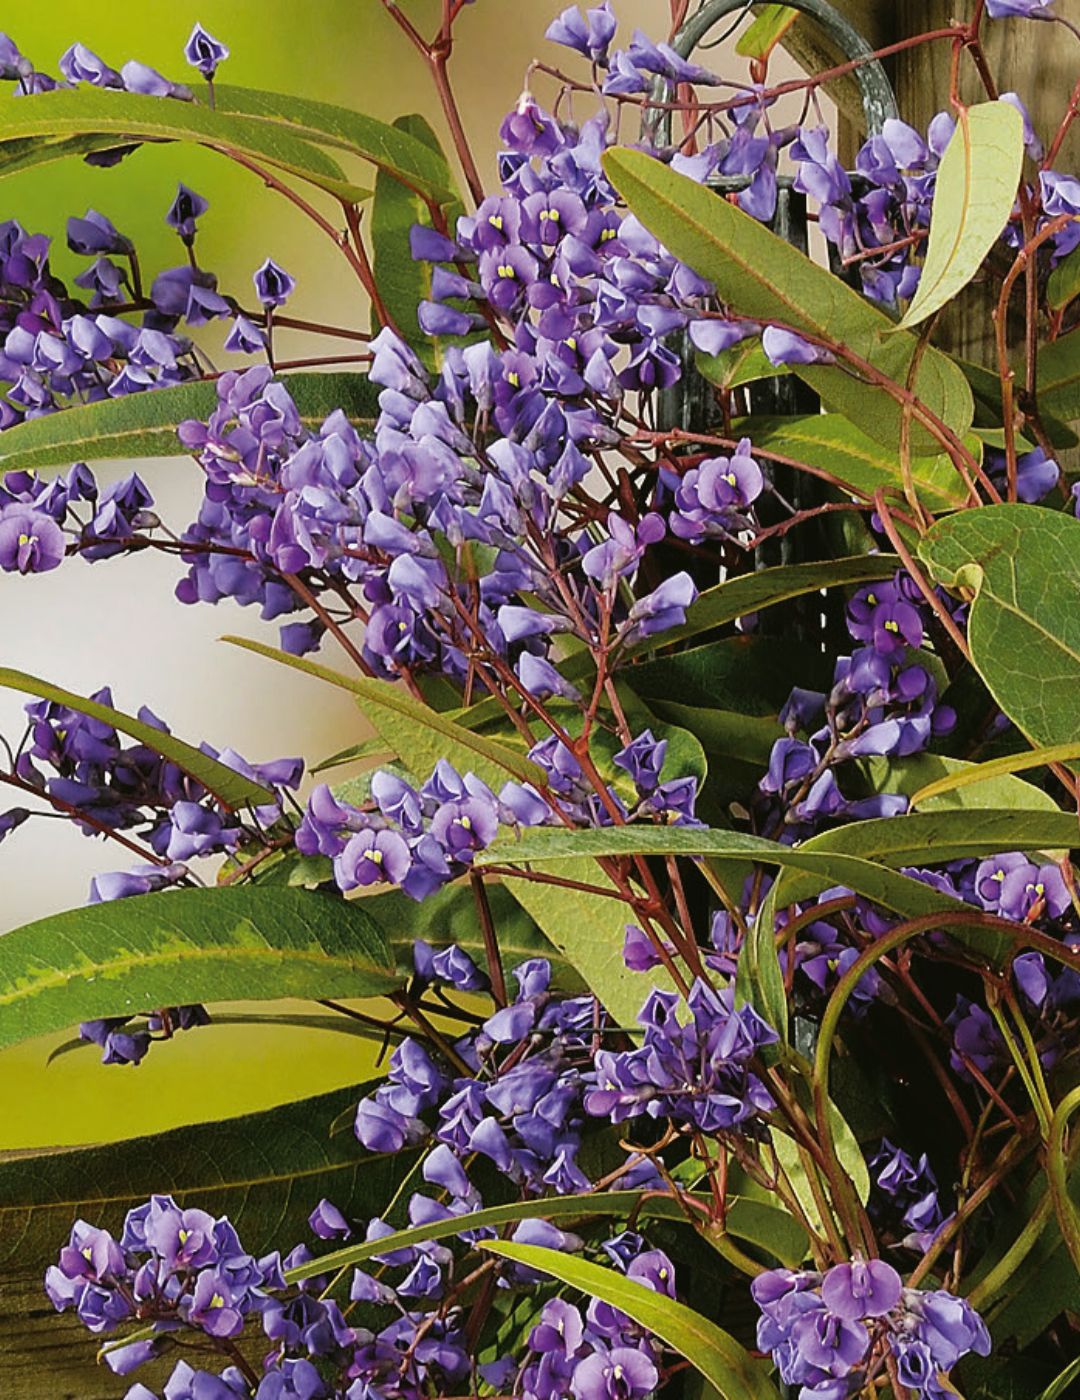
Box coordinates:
[602,148,973,455]
[0,373,379,478]
[0,887,401,1052]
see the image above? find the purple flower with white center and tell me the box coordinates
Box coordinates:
[570,1346,658,1400]
[254,258,295,307]
[334,827,412,890]
[184,22,230,79]
[820,1258,902,1320]
[0,505,65,573]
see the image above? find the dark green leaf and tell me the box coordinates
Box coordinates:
[0,87,372,203]
[900,102,1024,329]
[735,894,788,1045]
[0,887,401,1052]
[357,879,584,991]
[624,636,831,714]
[0,1082,394,1269]
[921,504,1080,749]
[0,372,379,478]
[224,636,545,789]
[601,148,973,455]
[480,1242,781,1400]
[1047,250,1080,312]
[0,667,271,808]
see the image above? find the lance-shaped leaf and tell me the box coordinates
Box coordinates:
[767,809,1080,908]
[212,86,458,203]
[921,504,1080,750]
[0,887,401,1053]
[633,553,900,654]
[0,372,379,478]
[910,744,1080,806]
[476,826,1001,944]
[225,636,545,790]
[857,752,1063,815]
[0,87,372,203]
[742,413,970,513]
[480,1242,781,1400]
[601,147,973,455]
[899,101,1024,329]
[1048,250,1080,312]
[0,668,272,808]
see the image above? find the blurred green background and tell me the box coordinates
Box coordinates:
[0,0,655,1152]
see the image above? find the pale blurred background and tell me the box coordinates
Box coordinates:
[0,0,814,1145]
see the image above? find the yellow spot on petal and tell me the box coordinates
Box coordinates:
[489,214,503,231]
[210,1293,225,1309]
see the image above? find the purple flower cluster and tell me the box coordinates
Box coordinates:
[0,463,155,575]
[297,760,547,901]
[355,948,608,1196]
[585,982,777,1135]
[868,1139,952,1252]
[79,1003,210,1067]
[753,1258,990,1400]
[517,1265,673,1400]
[757,572,956,838]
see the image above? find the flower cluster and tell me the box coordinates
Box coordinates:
[585,982,777,1135]
[868,1139,952,1252]
[79,1004,210,1067]
[355,946,618,1196]
[753,1259,990,1400]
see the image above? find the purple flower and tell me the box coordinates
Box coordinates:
[165,185,209,243]
[571,1347,658,1400]
[59,43,123,88]
[334,828,412,890]
[254,258,295,307]
[0,506,65,573]
[626,573,697,641]
[545,4,617,63]
[308,1199,351,1240]
[986,0,1053,16]
[762,325,835,366]
[820,1259,902,1320]
[184,23,230,79]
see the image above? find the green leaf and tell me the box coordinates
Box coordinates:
[921,504,1080,750]
[1047,249,1080,311]
[695,340,777,392]
[735,891,788,1044]
[768,809,1080,908]
[1035,1355,1080,1400]
[736,6,798,59]
[0,667,272,808]
[642,554,901,653]
[224,636,545,790]
[500,857,661,1029]
[0,1082,395,1269]
[0,372,379,478]
[288,1190,696,1282]
[962,357,1079,446]
[0,87,373,203]
[1037,327,1080,422]
[899,102,1024,329]
[212,85,458,204]
[0,887,401,1052]
[857,752,1063,815]
[480,1242,781,1400]
[476,825,1011,951]
[909,743,1080,805]
[601,147,973,456]
[743,413,970,512]
[371,114,459,364]
[358,880,584,991]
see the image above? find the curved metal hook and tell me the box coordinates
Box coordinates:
[649,0,898,143]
